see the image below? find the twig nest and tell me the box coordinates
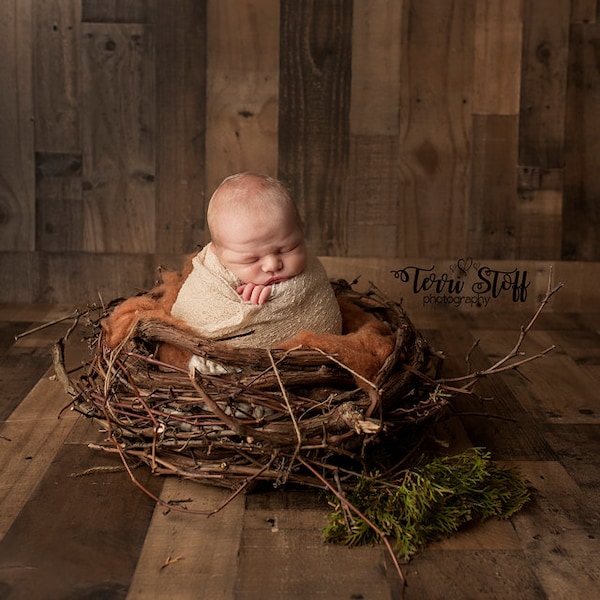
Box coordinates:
[56,280,447,490]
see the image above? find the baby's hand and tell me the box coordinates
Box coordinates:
[237,283,272,305]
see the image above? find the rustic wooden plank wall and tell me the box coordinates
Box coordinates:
[0,0,599,303]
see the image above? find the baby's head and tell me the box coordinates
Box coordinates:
[207,173,307,286]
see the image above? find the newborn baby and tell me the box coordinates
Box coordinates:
[101,173,391,384]
[170,172,342,351]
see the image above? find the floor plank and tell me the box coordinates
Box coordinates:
[0,370,79,539]
[0,443,160,600]
[127,480,245,600]
[236,489,399,599]
[0,304,599,599]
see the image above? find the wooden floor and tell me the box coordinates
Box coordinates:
[0,303,598,600]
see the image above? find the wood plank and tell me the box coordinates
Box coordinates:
[1,253,599,312]
[518,0,569,168]
[346,0,402,257]
[347,136,399,256]
[546,327,600,365]
[0,441,160,599]
[575,312,600,332]
[0,0,35,251]
[81,22,156,253]
[33,0,81,154]
[320,257,597,314]
[0,254,40,306]
[278,1,352,256]
[405,550,545,598]
[0,316,71,422]
[509,461,600,599]
[570,0,598,23]
[430,517,522,551]
[563,22,600,260]
[236,490,399,599]
[540,423,600,489]
[155,0,207,254]
[82,0,154,23]
[473,0,523,115]
[475,329,600,424]
[0,332,54,422]
[35,152,84,252]
[0,322,30,355]
[515,167,562,259]
[350,0,402,136]
[205,0,280,196]
[0,304,74,324]
[38,251,160,304]
[0,371,79,539]
[396,0,473,258]
[429,324,557,461]
[468,115,519,259]
[127,479,244,599]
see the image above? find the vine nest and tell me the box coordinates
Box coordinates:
[53,279,451,492]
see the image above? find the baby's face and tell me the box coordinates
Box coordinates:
[211,209,307,286]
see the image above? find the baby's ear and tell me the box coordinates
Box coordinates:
[209,242,217,254]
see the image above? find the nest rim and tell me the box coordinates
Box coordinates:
[56,279,447,491]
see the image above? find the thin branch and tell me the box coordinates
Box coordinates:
[268,349,302,477]
[298,457,407,598]
[434,273,563,391]
[311,347,378,389]
[15,309,82,340]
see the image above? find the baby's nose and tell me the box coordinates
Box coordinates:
[262,254,282,272]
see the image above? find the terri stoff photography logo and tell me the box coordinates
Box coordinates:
[390,258,531,308]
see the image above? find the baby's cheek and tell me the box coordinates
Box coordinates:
[288,255,306,275]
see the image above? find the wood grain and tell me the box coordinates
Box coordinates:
[1,303,599,598]
[81,22,155,253]
[347,0,402,257]
[396,0,473,258]
[468,115,519,259]
[33,0,81,154]
[350,0,402,136]
[155,0,207,254]
[563,21,600,260]
[518,0,569,168]
[477,328,600,424]
[278,0,353,256]
[516,166,562,259]
[81,0,153,23]
[2,1,600,299]
[37,251,159,303]
[0,0,35,251]
[347,136,400,257]
[473,0,524,115]
[0,372,79,539]
[0,441,160,599]
[35,153,83,252]
[510,460,600,599]
[570,0,598,23]
[127,480,244,599]
[236,492,398,599]
[205,0,280,196]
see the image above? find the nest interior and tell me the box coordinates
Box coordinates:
[55,280,447,491]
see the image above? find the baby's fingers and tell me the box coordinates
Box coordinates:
[255,285,272,305]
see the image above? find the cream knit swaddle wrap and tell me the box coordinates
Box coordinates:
[171,245,342,348]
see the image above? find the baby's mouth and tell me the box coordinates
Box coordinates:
[265,276,288,285]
